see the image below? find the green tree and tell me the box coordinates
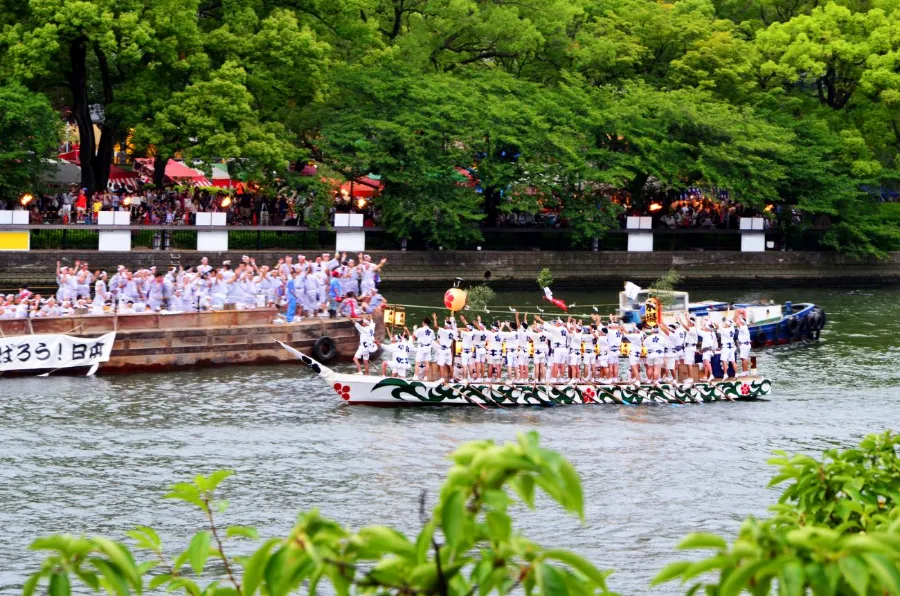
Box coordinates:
[24,432,615,595]
[0,84,60,201]
[2,0,161,194]
[580,82,792,208]
[316,63,485,247]
[134,62,294,185]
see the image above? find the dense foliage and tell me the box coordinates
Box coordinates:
[2,0,900,252]
[0,83,59,200]
[23,430,900,595]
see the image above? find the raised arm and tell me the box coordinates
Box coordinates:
[658,317,673,335]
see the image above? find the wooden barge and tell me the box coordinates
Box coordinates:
[0,309,366,374]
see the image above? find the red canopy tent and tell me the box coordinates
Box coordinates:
[57,153,141,189]
[58,150,80,163]
[109,164,138,181]
[108,165,139,190]
[134,158,212,186]
[210,164,236,188]
[339,176,383,198]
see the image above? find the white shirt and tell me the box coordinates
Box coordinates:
[607,328,622,349]
[413,326,434,348]
[645,331,665,354]
[436,327,455,350]
[719,327,735,349]
[488,330,503,353]
[527,329,549,352]
[500,331,517,353]
[355,322,376,346]
[458,329,475,349]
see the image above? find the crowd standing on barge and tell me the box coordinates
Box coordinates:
[0,252,387,321]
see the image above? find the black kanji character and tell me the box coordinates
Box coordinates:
[88,342,105,359]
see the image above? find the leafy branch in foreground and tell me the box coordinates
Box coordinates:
[24,431,615,596]
[24,431,900,595]
[654,431,900,595]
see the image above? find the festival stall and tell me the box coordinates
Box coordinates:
[134,158,213,187]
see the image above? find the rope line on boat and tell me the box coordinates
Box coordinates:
[385,302,619,310]
[384,302,620,319]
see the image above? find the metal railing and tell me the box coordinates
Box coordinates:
[3,224,826,252]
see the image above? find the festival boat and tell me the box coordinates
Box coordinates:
[279,341,772,407]
[617,286,826,347]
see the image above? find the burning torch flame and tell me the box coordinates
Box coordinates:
[123,196,132,207]
[221,196,232,208]
[764,204,774,212]
[357,198,367,209]
[649,202,663,212]
[20,194,33,207]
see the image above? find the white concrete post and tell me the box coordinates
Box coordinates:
[626,216,653,252]
[98,211,132,251]
[740,217,765,252]
[334,213,366,252]
[196,212,228,252]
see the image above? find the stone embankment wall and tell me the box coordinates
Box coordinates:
[2,250,899,289]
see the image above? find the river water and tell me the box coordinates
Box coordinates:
[0,286,897,594]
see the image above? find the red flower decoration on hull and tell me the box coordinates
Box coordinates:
[334,383,352,401]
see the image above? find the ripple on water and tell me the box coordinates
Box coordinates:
[0,286,897,594]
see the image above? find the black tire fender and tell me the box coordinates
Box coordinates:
[313,336,338,362]
[753,329,770,347]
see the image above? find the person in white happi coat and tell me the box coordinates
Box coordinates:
[358,255,388,295]
[91,272,110,314]
[353,316,378,375]
[735,310,753,377]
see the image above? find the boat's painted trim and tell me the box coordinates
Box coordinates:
[277,341,772,407]
[324,375,770,406]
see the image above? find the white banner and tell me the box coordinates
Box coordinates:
[0,332,116,373]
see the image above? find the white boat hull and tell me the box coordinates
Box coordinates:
[278,341,771,406]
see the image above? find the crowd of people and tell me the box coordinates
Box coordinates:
[0,252,387,320]
[645,197,770,230]
[358,309,754,383]
[14,185,381,228]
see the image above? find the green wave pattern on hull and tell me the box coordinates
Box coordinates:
[370,378,772,406]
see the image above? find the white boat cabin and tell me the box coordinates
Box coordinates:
[618,290,783,326]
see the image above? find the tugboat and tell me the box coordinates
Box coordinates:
[617,286,826,348]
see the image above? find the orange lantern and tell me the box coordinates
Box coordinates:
[443,288,467,312]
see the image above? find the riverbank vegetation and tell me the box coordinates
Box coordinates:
[3,0,900,254]
[24,431,899,595]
